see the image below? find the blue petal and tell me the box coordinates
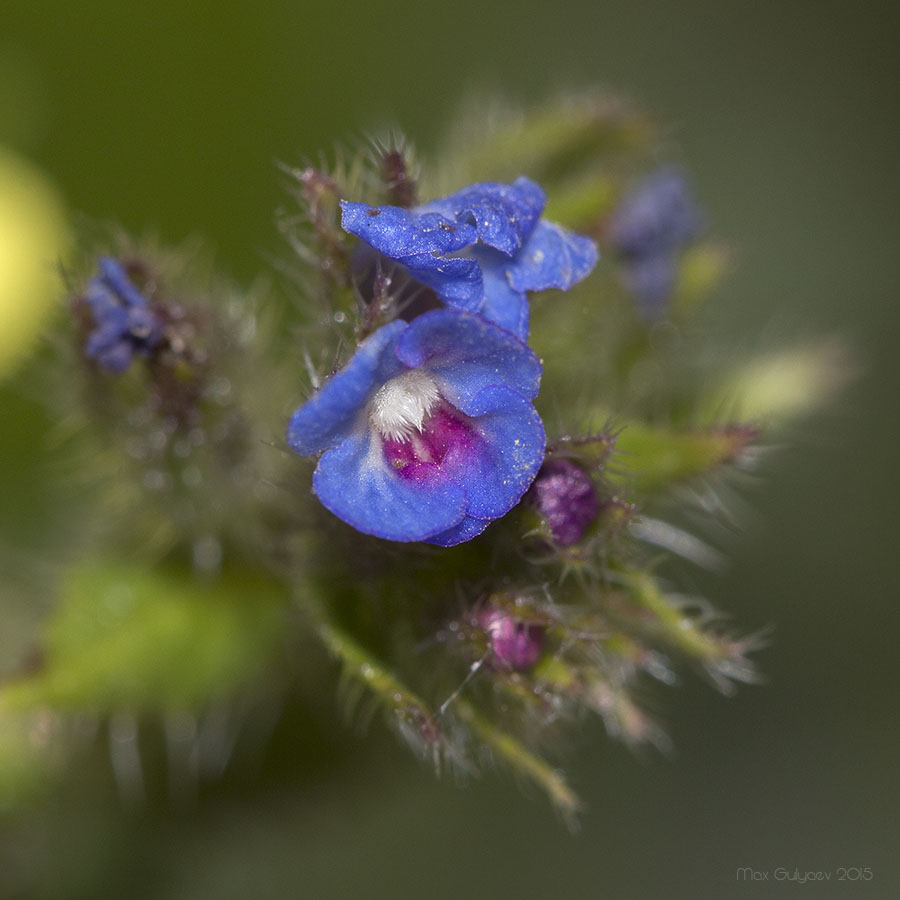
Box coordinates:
[84,281,119,316]
[98,257,150,308]
[623,253,678,316]
[340,178,548,313]
[419,177,546,257]
[313,428,468,542]
[478,259,529,339]
[341,203,484,311]
[426,515,491,547]
[286,319,408,456]
[85,306,129,354]
[471,221,597,339]
[395,310,542,412]
[94,339,134,374]
[607,168,703,257]
[126,305,164,345]
[505,220,599,293]
[443,384,546,520]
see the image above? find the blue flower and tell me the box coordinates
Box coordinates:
[340,177,597,339]
[286,309,545,545]
[82,257,164,373]
[606,168,704,316]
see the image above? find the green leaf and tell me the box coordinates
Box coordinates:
[0,560,288,715]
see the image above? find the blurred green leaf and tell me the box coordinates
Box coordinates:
[0,560,288,714]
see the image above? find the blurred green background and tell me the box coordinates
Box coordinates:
[2,0,898,897]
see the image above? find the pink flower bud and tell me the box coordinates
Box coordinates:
[480,610,544,670]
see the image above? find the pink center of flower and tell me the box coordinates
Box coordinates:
[368,369,479,481]
[382,405,478,480]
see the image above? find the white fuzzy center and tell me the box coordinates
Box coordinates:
[369,370,441,442]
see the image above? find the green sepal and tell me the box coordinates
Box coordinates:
[549,430,617,469]
[609,420,758,495]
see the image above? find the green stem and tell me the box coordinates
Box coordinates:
[455,698,581,821]
[310,602,442,751]
[624,571,725,663]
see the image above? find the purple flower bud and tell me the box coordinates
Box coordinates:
[480,610,544,670]
[529,458,599,546]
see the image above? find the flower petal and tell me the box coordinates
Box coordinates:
[84,305,129,356]
[465,221,597,338]
[426,514,491,547]
[505,220,599,293]
[340,202,484,310]
[477,255,529,339]
[97,256,150,308]
[395,309,542,413]
[313,428,468,542]
[623,253,678,317]
[93,339,134,374]
[440,385,546,520]
[286,319,408,456]
[607,168,704,257]
[419,177,546,257]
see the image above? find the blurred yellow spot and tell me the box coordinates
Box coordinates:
[0,146,69,379]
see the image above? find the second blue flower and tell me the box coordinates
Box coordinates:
[340,178,597,339]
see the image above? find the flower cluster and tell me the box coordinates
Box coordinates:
[30,104,806,820]
[80,257,164,373]
[288,179,597,544]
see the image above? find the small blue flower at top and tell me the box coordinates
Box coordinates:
[286,308,545,545]
[82,257,164,373]
[606,168,704,317]
[340,177,597,339]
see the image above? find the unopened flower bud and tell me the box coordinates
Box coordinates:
[480,609,544,670]
[529,458,599,546]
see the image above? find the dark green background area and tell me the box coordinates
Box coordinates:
[2,1,899,897]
